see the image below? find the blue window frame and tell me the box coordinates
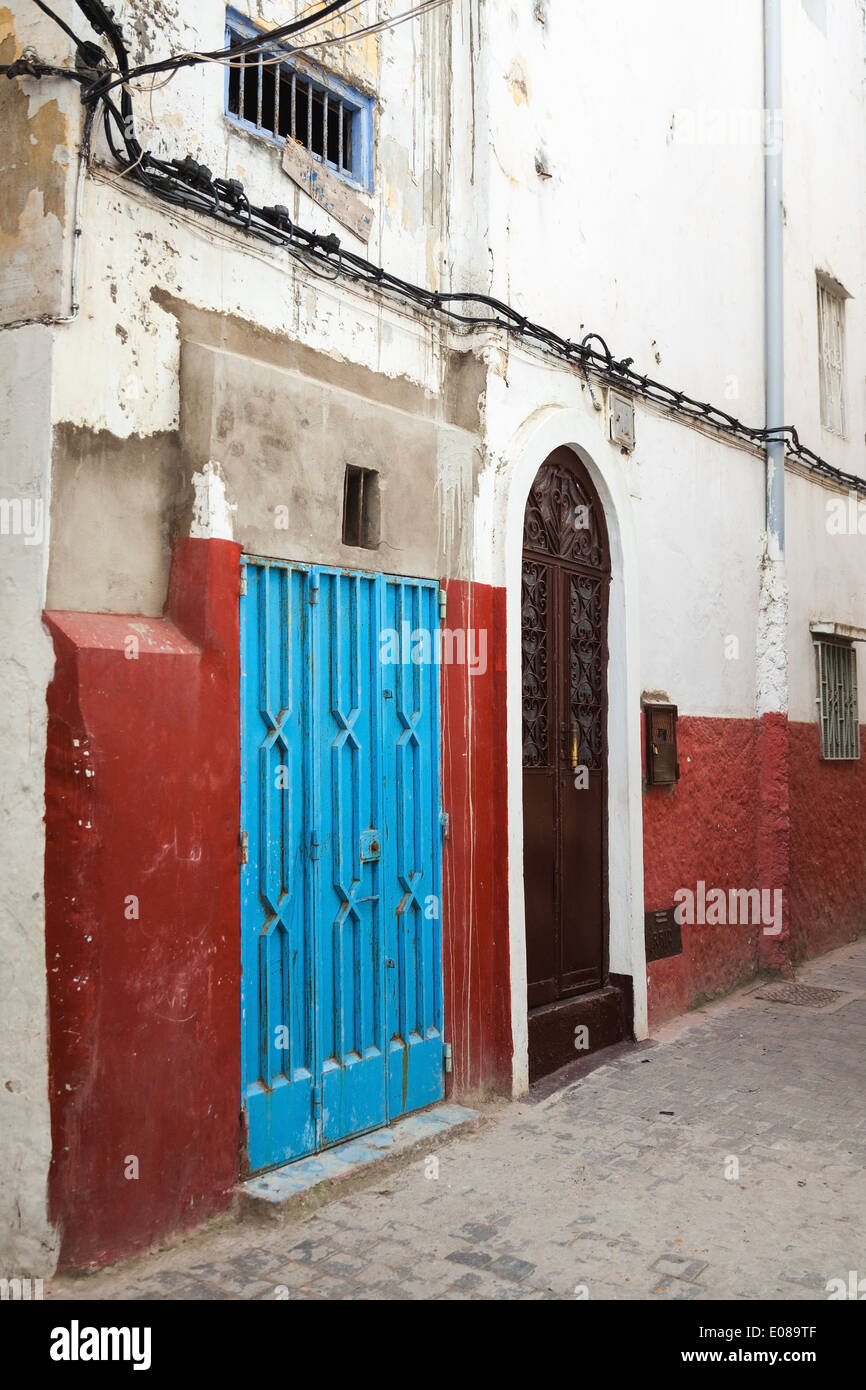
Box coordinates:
[225,8,374,193]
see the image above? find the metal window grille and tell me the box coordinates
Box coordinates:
[227,25,357,179]
[815,639,860,760]
[817,280,847,437]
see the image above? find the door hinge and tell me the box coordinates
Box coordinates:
[439,809,450,837]
[309,573,320,605]
[312,1085,322,1117]
[443,1041,452,1075]
[239,830,249,865]
[239,565,247,596]
[437,585,447,622]
[309,835,321,861]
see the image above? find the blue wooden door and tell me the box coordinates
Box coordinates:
[240,560,444,1174]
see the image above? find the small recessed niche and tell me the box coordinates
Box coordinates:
[342,465,380,549]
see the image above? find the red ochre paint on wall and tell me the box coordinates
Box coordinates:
[440,579,513,1095]
[643,712,866,1026]
[789,720,866,962]
[755,710,791,976]
[44,538,242,1271]
[642,714,765,1027]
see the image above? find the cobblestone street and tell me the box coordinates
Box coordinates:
[49,941,866,1302]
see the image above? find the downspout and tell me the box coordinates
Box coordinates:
[757,0,791,974]
[764,0,785,558]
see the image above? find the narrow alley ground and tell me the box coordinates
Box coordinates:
[48,940,866,1302]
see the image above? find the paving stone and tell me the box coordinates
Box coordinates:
[445,1249,492,1270]
[133,1269,197,1293]
[281,1239,338,1266]
[181,1261,276,1298]
[162,1282,237,1301]
[458,1222,499,1243]
[649,1278,707,1300]
[486,1254,536,1282]
[227,1248,286,1278]
[46,940,866,1303]
[315,1254,368,1279]
[650,1254,709,1283]
[304,1275,361,1299]
[262,1263,316,1292]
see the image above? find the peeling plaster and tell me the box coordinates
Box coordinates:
[190,461,236,540]
[756,546,789,718]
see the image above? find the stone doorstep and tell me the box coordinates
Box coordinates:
[237,1104,482,1221]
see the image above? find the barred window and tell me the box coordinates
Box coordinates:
[817,275,848,437]
[225,9,373,191]
[815,638,860,760]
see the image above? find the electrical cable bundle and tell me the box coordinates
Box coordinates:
[4,0,865,498]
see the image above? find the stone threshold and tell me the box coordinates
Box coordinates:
[238,1103,482,1218]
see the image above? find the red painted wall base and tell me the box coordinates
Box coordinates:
[44,539,242,1271]
[643,712,866,1027]
[44,536,863,1267]
[440,579,513,1095]
[790,721,866,962]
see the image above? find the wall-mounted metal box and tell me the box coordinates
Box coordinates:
[645,907,683,962]
[644,701,679,785]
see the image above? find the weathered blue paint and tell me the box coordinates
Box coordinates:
[240,560,444,1173]
[225,9,376,193]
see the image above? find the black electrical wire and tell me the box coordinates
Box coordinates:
[82,0,356,103]
[8,1,866,499]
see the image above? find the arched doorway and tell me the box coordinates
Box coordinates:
[521,446,629,1079]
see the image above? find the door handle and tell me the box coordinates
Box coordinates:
[570,721,579,772]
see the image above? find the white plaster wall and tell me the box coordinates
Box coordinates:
[0,0,88,1284]
[0,326,58,1276]
[51,0,455,438]
[53,173,447,439]
[779,0,866,726]
[475,0,866,726]
[787,469,866,725]
[40,0,866,709]
[632,415,764,720]
[476,0,766,426]
[784,0,866,476]
[3,0,865,1255]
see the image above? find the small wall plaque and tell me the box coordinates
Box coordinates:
[609,390,635,450]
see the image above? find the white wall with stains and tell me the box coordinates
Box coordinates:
[0,325,58,1276]
[2,0,866,1272]
[49,0,454,439]
[475,0,865,724]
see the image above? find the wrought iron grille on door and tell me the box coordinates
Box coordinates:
[521,450,611,1009]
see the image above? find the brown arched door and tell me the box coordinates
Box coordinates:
[522,448,623,1079]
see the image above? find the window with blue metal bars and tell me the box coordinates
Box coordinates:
[225,9,373,191]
